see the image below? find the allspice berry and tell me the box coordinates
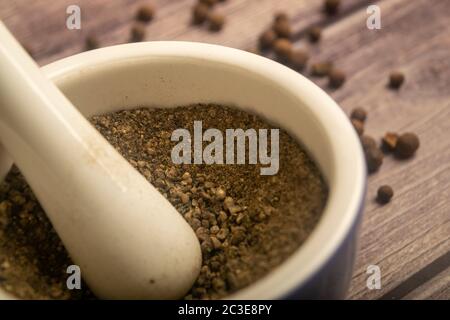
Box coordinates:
[311,62,333,77]
[361,137,383,174]
[350,107,367,122]
[389,71,405,89]
[85,36,99,51]
[200,0,218,6]
[324,0,341,15]
[381,132,398,152]
[273,39,293,60]
[394,133,420,159]
[328,69,346,88]
[192,3,210,25]
[365,146,384,173]
[351,119,364,136]
[259,29,277,50]
[274,12,289,24]
[377,185,394,204]
[130,25,146,42]
[361,135,376,150]
[273,20,292,39]
[308,26,322,43]
[136,5,155,23]
[289,49,309,71]
[207,12,225,31]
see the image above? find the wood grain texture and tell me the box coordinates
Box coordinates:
[0,0,449,299]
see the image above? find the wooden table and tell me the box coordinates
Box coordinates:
[1,0,449,300]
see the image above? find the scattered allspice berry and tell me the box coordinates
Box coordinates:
[207,12,225,31]
[350,107,367,123]
[273,20,292,39]
[394,133,420,159]
[311,61,333,77]
[136,5,155,23]
[200,0,218,7]
[259,29,277,50]
[192,3,210,25]
[351,119,364,136]
[289,49,310,71]
[381,132,398,152]
[274,12,289,24]
[377,185,394,204]
[328,68,346,88]
[361,135,376,150]
[273,39,293,60]
[85,35,99,51]
[130,25,146,42]
[324,0,341,15]
[389,71,405,89]
[308,26,322,43]
[361,136,384,174]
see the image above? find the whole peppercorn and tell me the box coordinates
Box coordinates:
[289,49,310,71]
[273,20,292,39]
[200,0,218,7]
[273,39,293,60]
[361,135,376,150]
[130,25,146,42]
[351,119,364,136]
[259,29,277,50]
[274,12,289,24]
[308,26,322,43]
[394,133,420,159]
[207,12,225,31]
[389,71,405,89]
[381,132,398,152]
[192,3,210,25]
[328,68,346,88]
[324,0,341,15]
[365,146,384,173]
[136,5,155,23]
[361,137,383,174]
[350,107,367,122]
[85,35,99,51]
[377,185,394,204]
[311,61,333,77]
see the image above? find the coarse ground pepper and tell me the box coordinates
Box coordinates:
[0,104,328,300]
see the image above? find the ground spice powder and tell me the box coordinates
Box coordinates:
[0,104,327,300]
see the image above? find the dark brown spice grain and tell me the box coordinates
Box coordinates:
[273,39,293,60]
[192,3,210,25]
[389,71,405,89]
[377,185,394,204]
[350,108,367,123]
[328,69,346,88]
[324,0,341,15]
[258,29,277,50]
[394,133,420,159]
[0,104,327,300]
[289,49,310,71]
[136,5,155,23]
[311,61,333,77]
[207,13,225,32]
[308,26,322,43]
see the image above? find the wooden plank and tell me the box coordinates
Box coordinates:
[0,0,370,66]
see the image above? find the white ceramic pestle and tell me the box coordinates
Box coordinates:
[0,22,201,299]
